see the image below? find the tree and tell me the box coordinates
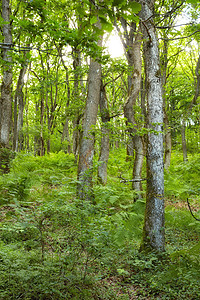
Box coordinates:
[98,80,110,185]
[114,1,144,198]
[0,0,12,148]
[140,0,165,252]
[77,13,103,200]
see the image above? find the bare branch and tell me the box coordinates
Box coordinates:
[187,198,200,222]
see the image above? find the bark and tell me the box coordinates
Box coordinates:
[193,53,200,105]
[115,17,144,197]
[24,75,30,151]
[181,119,188,162]
[124,33,144,196]
[61,64,71,153]
[34,102,40,156]
[161,38,172,170]
[98,81,110,185]
[77,22,102,200]
[56,44,72,153]
[0,0,12,148]
[62,119,71,153]
[72,48,82,160]
[13,63,28,152]
[140,0,165,252]
[164,108,172,169]
[77,55,102,200]
[40,94,45,156]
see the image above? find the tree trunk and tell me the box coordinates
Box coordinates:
[13,64,28,152]
[62,119,71,153]
[164,108,172,169]
[55,44,72,154]
[40,95,45,156]
[72,48,82,160]
[161,37,172,170]
[98,81,110,185]
[77,54,102,200]
[0,0,12,148]
[140,0,165,252]
[181,119,188,162]
[115,17,144,198]
[77,23,102,199]
[61,64,71,153]
[124,30,144,198]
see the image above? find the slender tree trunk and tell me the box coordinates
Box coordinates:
[115,18,144,197]
[25,86,30,151]
[181,119,188,162]
[55,44,72,153]
[77,28,102,200]
[164,108,172,169]
[40,94,45,156]
[34,102,40,156]
[72,48,82,160]
[0,0,12,148]
[140,0,165,252]
[98,81,110,185]
[13,64,28,152]
[160,36,172,170]
[61,64,71,153]
[192,53,200,105]
[124,31,144,197]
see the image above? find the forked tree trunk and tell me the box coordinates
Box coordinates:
[77,32,102,200]
[0,0,12,148]
[115,17,144,198]
[123,30,144,197]
[140,0,165,252]
[98,81,110,185]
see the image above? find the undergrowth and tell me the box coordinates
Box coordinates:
[0,150,199,299]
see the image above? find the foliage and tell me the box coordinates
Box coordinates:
[165,151,200,199]
[0,151,199,299]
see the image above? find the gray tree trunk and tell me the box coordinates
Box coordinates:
[164,109,172,169]
[160,35,172,170]
[98,81,110,185]
[56,44,72,153]
[140,0,165,252]
[77,28,102,199]
[13,64,28,152]
[181,120,188,162]
[115,18,144,198]
[123,31,144,196]
[0,0,12,148]
[72,48,82,160]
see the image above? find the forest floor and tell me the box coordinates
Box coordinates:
[0,151,199,299]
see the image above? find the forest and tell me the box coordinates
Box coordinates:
[0,0,200,299]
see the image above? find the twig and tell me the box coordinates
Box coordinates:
[118,174,146,183]
[187,198,200,222]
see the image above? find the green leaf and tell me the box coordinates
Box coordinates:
[90,16,97,25]
[112,0,126,7]
[99,17,114,32]
[127,1,141,13]
[186,0,199,3]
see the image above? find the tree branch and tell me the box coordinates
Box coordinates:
[187,198,200,222]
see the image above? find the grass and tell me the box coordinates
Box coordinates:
[0,149,199,299]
